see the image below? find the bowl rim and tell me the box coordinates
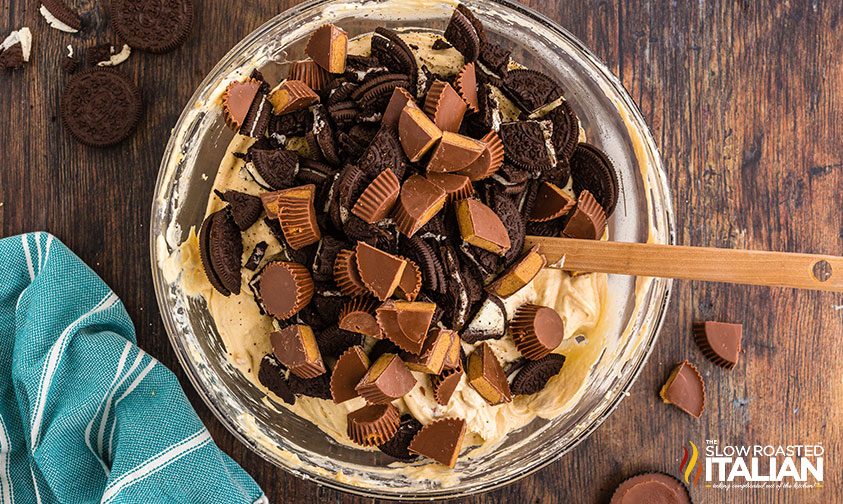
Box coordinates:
[149,0,676,499]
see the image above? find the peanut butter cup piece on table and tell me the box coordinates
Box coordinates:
[268,79,319,115]
[467,342,511,405]
[610,473,692,504]
[378,414,423,461]
[398,102,443,162]
[431,360,464,405]
[693,321,743,369]
[660,361,706,418]
[355,242,408,300]
[270,324,326,379]
[408,418,467,468]
[405,328,457,375]
[305,23,348,74]
[333,249,368,296]
[347,403,400,447]
[392,175,448,237]
[486,246,546,298]
[423,80,467,133]
[288,59,332,92]
[456,199,511,255]
[510,353,566,395]
[355,353,417,404]
[338,297,380,337]
[456,130,505,181]
[529,182,577,222]
[562,190,607,240]
[511,304,564,360]
[198,209,242,296]
[257,261,314,319]
[261,184,321,249]
[427,173,474,202]
[376,300,436,354]
[330,346,370,404]
[426,132,486,173]
[351,168,401,224]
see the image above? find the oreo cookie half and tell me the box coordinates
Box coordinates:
[198,209,243,296]
[510,353,566,395]
[502,68,563,112]
[371,28,418,92]
[570,142,619,216]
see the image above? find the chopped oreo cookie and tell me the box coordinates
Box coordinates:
[378,414,423,461]
[216,190,262,230]
[546,100,579,164]
[244,241,269,271]
[444,8,480,62]
[287,370,332,399]
[570,142,619,216]
[510,354,566,395]
[499,121,554,171]
[315,325,363,359]
[258,354,295,404]
[502,69,563,112]
[371,28,418,92]
[246,145,300,190]
[198,209,243,296]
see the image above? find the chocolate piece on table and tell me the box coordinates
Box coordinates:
[405,328,456,374]
[467,342,511,404]
[456,199,512,255]
[398,102,443,162]
[694,321,742,369]
[268,80,320,115]
[382,87,415,128]
[271,324,326,379]
[378,414,423,461]
[244,241,268,271]
[455,63,479,112]
[461,294,507,343]
[660,360,706,418]
[486,246,546,298]
[330,346,370,403]
[199,209,243,296]
[562,190,607,240]
[222,79,261,132]
[610,473,692,504]
[352,168,400,224]
[511,304,564,360]
[392,175,448,237]
[333,249,368,296]
[395,257,422,301]
[258,354,295,405]
[426,132,486,173]
[288,59,332,92]
[338,297,380,337]
[529,182,577,222]
[570,142,619,216]
[431,360,464,405]
[457,130,505,181]
[423,80,467,132]
[347,403,400,447]
[427,173,474,202]
[355,353,417,404]
[376,301,436,354]
[261,184,321,249]
[408,418,467,468]
[305,23,348,73]
[258,261,314,319]
[355,242,408,300]
[510,353,566,395]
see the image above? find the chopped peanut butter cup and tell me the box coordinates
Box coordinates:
[442,333,463,370]
[467,342,511,405]
[330,345,370,403]
[408,418,466,467]
[511,304,564,360]
[392,175,447,237]
[426,132,486,173]
[610,473,692,504]
[268,79,320,115]
[258,261,314,320]
[455,63,479,112]
[352,168,400,224]
[423,80,467,133]
[347,403,400,447]
[427,173,474,202]
[355,353,417,404]
[456,199,511,255]
[486,246,546,298]
[660,360,706,418]
[398,102,442,162]
[395,256,422,301]
[457,131,504,181]
[338,297,380,337]
[693,321,742,369]
[261,184,321,249]
[222,79,261,131]
[288,59,331,92]
[529,181,577,222]
[431,359,463,405]
[405,328,457,374]
[376,300,436,354]
[333,249,368,296]
[305,23,348,73]
[271,324,326,379]
[562,189,607,240]
[355,242,408,300]
[382,87,415,128]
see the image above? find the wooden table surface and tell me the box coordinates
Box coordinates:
[2,0,841,502]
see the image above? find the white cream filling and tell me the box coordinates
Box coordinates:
[39,4,78,33]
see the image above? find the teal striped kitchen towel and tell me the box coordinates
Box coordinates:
[0,233,267,504]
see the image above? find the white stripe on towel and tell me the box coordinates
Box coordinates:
[34,233,42,272]
[21,235,34,281]
[28,465,41,504]
[109,357,154,458]
[98,348,146,457]
[0,416,14,504]
[85,341,132,474]
[43,234,54,266]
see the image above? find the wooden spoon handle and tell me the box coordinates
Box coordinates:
[524,236,843,293]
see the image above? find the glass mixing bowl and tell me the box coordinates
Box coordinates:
[149,0,675,499]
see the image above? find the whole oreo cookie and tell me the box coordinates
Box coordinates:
[510,354,566,395]
[198,209,243,296]
[61,68,142,147]
[258,354,295,405]
[111,0,194,54]
[503,68,562,112]
[570,143,619,216]
[378,414,423,461]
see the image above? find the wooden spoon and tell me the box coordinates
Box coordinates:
[524,236,843,293]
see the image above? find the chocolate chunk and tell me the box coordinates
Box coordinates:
[217,190,262,230]
[257,354,295,404]
[305,24,348,73]
[529,182,576,222]
[562,190,607,240]
[262,184,321,249]
[660,360,706,418]
[338,297,380,337]
[486,246,546,298]
[511,304,564,360]
[371,27,418,92]
[352,168,400,224]
[408,418,466,467]
[359,126,408,179]
[330,346,370,403]
[247,147,300,190]
[347,403,400,447]
[424,80,467,133]
[258,261,314,319]
[382,87,415,128]
[467,342,511,405]
[502,68,562,112]
[392,175,448,237]
[288,59,332,92]
[198,209,242,296]
[355,353,417,404]
[244,241,269,271]
[271,324,326,379]
[376,301,436,354]
[458,131,505,181]
[499,120,554,170]
[454,63,479,112]
[610,473,692,504]
[355,242,408,300]
[694,321,742,369]
[456,199,511,255]
[427,173,474,203]
[570,142,619,216]
[444,8,480,62]
[269,80,320,115]
[61,68,142,147]
[287,371,332,399]
[405,329,457,374]
[378,414,423,461]
[315,325,363,359]
[510,353,565,395]
[398,102,443,162]
[426,132,486,173]
[479,42,511,77]
[461,294,507,343]
[431,359,464,405]
[112,0,194,54]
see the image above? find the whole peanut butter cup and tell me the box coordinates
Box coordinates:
[392,175,447,237]
[271,324,326,379]
[338,297,380,337]
[355,353,417,404]
[511,304,564,360]
[330,345,370,403]
[423,80,467,133]
[347,403,400,447]
[660,360,706,418]
[333,249,368,296]
[610,473,692,504]
[305,23,348,73]
[258,261,314,320]
[562,190,607,240]
[467,342,511,405]
[408,418,466,467]
[352,168,401,224]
